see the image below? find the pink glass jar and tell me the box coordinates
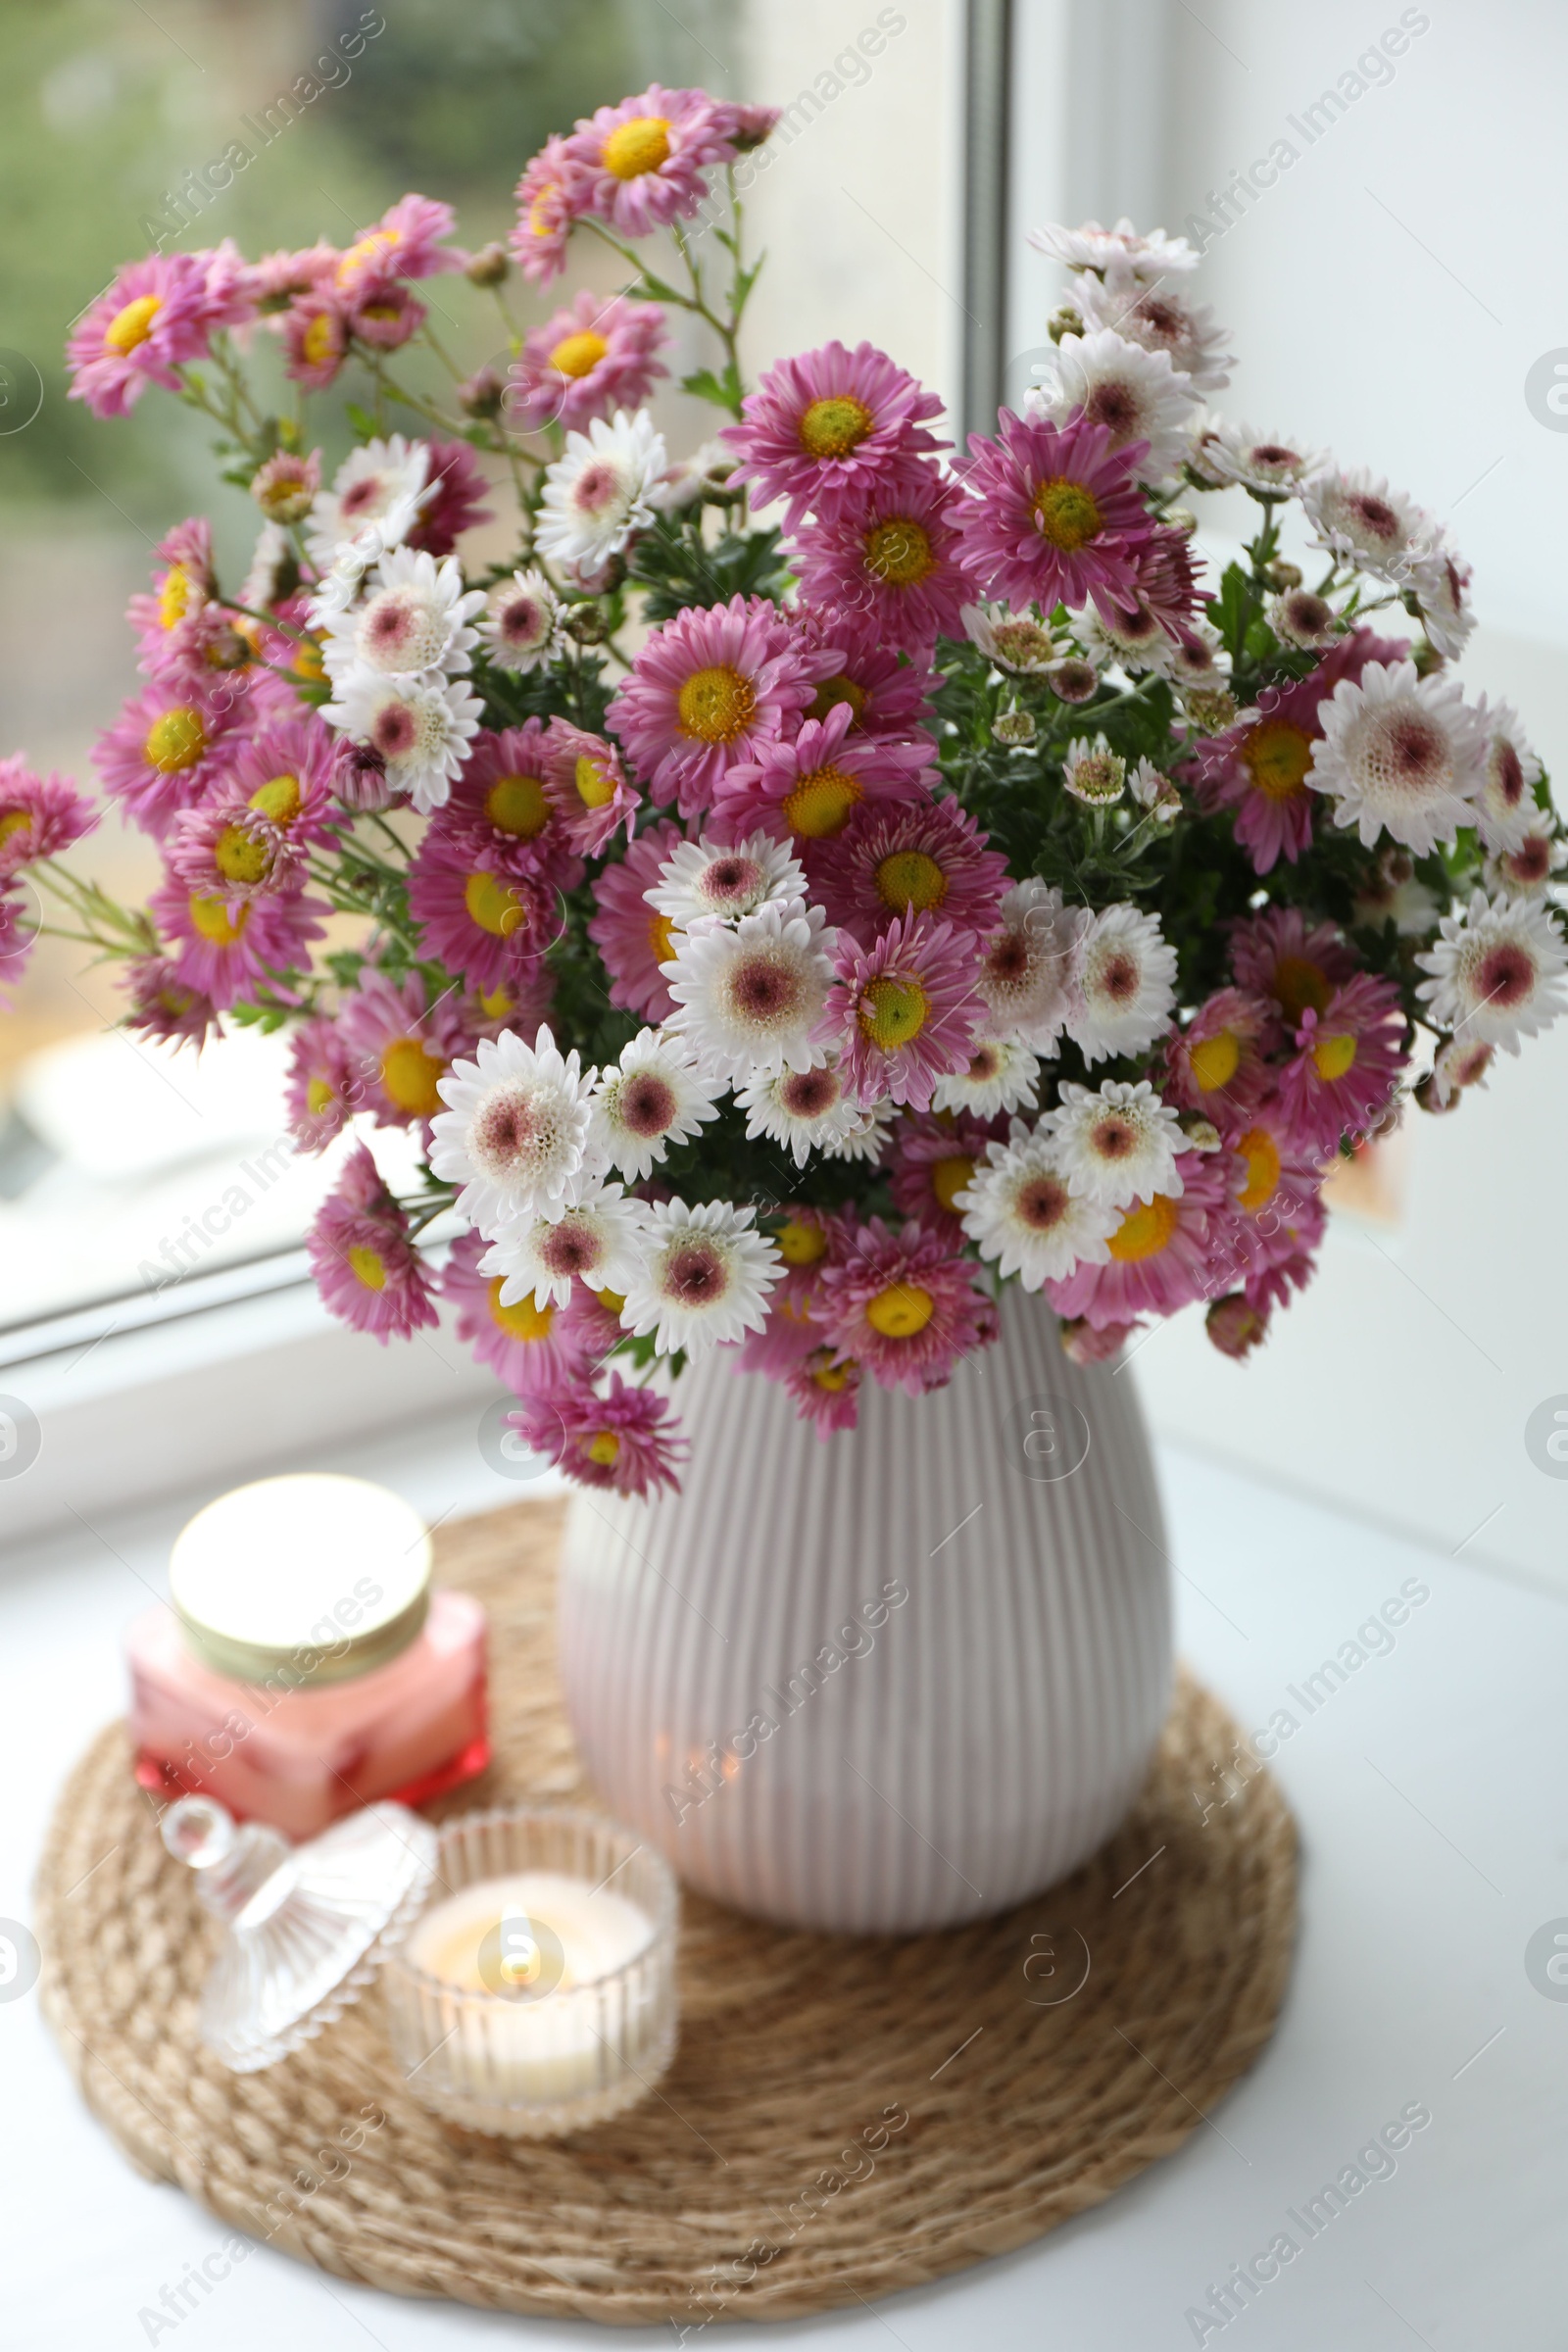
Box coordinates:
[125,1473,489,1840]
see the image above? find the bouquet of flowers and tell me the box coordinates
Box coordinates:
[12,86,1564,1497]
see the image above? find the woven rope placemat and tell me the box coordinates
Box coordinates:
[37,1498,1296,2328]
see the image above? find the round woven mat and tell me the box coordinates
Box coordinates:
[37,1497,1296,2328]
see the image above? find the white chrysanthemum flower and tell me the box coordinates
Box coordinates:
[1306,661,1486,856]
[1268,587,1341,651]
[1300,465,1433,586]
[648,832,807,929]
[1075,265,1232,393]
[315,548,484,687]
[1026,217,1200,283]
[1062,734,1126,807]
[1168,626,1227,689]
[480,1183,647,1311]
[819,1099,896,1163]
[429,1026,603,1231]
[663,898,834,1084]
[1041,1078,1185,1208]
[1470,697,1543,854]
[1074,598,1178,677]
[305,434,428,572]
[735,1058,862,1167]
[1028,327,1196,482]
[1485,825,1566,900]
[1067,903,1178,1064]
[240,521,295,613]
[480,566,565,672]
[1127,759,1182,826]
[960,603,1063,676]
[648,438,735,513]
[977,880,1086,1053]
[1192,416,1322,496]
[321,668,482,813]
[956,1121,1119,1289]
[589,1028,721,1183]
[1410,533,1475,660]
[620,1198,781,1356]
[932,1034,1041,1119]
[536,408,665,568]
[1415,889,1568,1053]
[1428,1035,1495,1107]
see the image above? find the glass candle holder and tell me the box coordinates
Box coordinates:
[383,1808,678,2138]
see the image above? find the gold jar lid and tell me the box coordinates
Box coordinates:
[169,1473,432,1690]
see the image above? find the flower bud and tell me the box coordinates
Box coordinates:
[464,242,510,287]
[1262,560,1302,591]
[1206,1295,1268,1358]
[1047,306,1084,345]
[992,709,1036,746]
[564,601,612,644]
[456,366,505,418]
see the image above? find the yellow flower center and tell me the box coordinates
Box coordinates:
[306,1076,337,1117]
[574,753,615,808]
[594,1286,626,1314]
[858,974,929,1050]
[465,870,532,939]
[782,763,861,838]
[931,1153,975,1214]
[649,909,677,963]
[550,328,610,378]
[337,228,396,285]
[1312,1031,1357,1082]
[187,893,248,946]
[1273,954,1332,1022]
[484,771,552,838]
[812,1357,854,1392]
[1107,1193,1181,1263]
[301,312,340,368]
[864,516,935,588]
[104,293,162,355]
[158,564,194,630]
[0,808,32,847]
[584,1429,621,1467]
[489,1280,555,1342]
[1188,1029,1240,1094]
[677,663,757,744]
[778,1217,828,1267]
[798,394,875,459]
[292,638,326,682]
[214,826,270,886]
[380,1037,446,1116]
[1242,717,1314,801]
[874,849,946,912]
[144,706,207,773]
[1236,1126,1282,1213]
[810,671,869,726]
[1032,477,1102,550]
[348,1245,387,1292]
[603,115,672,179]
[249,772,302,825]
[865,1282,935,1339]
[479,984,515,1018]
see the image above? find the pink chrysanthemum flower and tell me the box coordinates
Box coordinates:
[808,796,1007,944]
[253,243,339,302]
[346,282,425,352]
[0,757,96,881]
[331,738,395,812]
[407,438,495,557]
[251,447,321,525]
[439,724,583,889]
[952,411,1153,623]
[710,703,929,849]
[441,1230,602,1397]
[127,517,217,662]
[1229,906,1360,1035]
[1047,1150,1232,1330]
[542,720,640,856]
[67,249,253,416]
[818,1216,994,1396]
[93,681,242,837]
[282,295,350,390]
[789,604,938,742]
[508,290,669,435]
[122,955,219,1052]
[1275,975,1406,1155]
[1227,1120,1327,1271]
[510,135,591,285]
[706,101,783,150]
[0,888,33,1001]
[334,193,463,300]
[784,1346,863,1438]
[512,1369,688,1498]
[818,910,981,1112]
[308,1144,440,1344]
[889,1111,998,1236]
[167,714,342,904]
[608,593,823,820]
[149,869,324,1011]
[791,460,976,652]
[1128,522,1205,641]
[721,340,948,530]
[586,817,685,1019]
[335,967,473,1129]
[285,1018,360,1151]
[407,832,556,993]
[1159,988,1274,1134]
[1059,1316,1144,1366]
[563,85,736,236]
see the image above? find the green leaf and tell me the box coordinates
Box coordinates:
[344,402,379,441]
[679,360,744,418]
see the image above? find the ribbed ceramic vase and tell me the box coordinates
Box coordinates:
[557,1288,1172,1934]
